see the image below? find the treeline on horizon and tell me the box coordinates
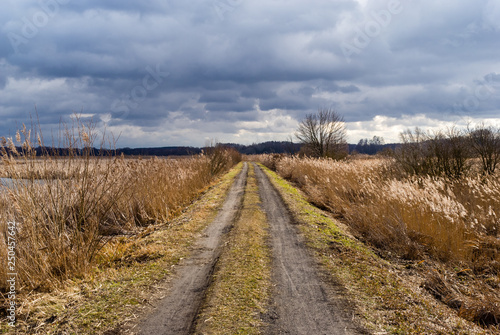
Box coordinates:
[4,140,396,157]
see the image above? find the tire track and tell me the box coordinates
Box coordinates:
[254,163,358,335]
[193,162,272,334]
[138,163,248,335]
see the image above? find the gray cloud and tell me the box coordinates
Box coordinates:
[1,0,499,147]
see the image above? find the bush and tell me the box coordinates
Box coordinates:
[0,120,240,292]
[205,143,242,176]
[469,124,500,175]
[395,127,472,179]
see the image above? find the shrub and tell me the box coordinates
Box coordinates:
[205,143,242,177]
[395,127,472,179]
[468,124,500,175]
[0,120,239,292]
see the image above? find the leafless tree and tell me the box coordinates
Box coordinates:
[397,127,431,175]
[430,127,471,179]
[468,124,500,175]
[295,108,348,159]
[396,127,472,178]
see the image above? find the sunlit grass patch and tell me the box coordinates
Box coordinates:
[260,156,500,268]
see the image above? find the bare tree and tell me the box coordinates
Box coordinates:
[468,124,500,175]
[396,127,472,178]
[397,127,431,175]
[431,127,471,179]
[295,108,348,158]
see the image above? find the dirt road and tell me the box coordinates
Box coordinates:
[254,164,358,335]
[138,163,248,334]
[138,162,359,334]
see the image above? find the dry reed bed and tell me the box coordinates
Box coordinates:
[0,152,239,295]
[256,154,500,328]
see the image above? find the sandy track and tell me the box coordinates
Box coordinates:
[254,164,359,335]
[138,163,248,335]
[138,162,360,334]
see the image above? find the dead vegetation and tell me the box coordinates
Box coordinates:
[255,154,500,331]
[0,120,240,330]
[259,162,498,334]
[2,163,243,334]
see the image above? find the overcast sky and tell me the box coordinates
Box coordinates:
[1,0,499,147]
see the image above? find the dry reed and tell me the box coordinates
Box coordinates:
[0,121,240,296]
[255,154,500,327]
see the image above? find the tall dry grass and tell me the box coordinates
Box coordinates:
[0,121,240,293]
[256,154,500,326]
[257,155,500,270]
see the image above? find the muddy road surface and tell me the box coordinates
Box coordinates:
[138,162,360,335]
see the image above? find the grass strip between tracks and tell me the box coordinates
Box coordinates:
[259,164,491,335]
[195,163,272,335]
[3,163,244,335]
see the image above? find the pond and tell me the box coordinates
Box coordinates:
[1,178,16,188]
[0,178,45,191]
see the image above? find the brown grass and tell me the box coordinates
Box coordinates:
[259,162,497,334]
[0,120,240,298]
[1,163,244,334]
[255,154,500,330]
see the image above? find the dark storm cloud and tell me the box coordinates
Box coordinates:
[64,0,167,13]
[199,91,240,104]
[0,0,499,146]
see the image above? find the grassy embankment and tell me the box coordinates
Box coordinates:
[195,163,272,335]
[258,158,499,334]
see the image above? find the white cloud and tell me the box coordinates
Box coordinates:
[347,114,500,143]
[484,0,500,30]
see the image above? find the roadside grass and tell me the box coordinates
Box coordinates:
[195,163,272,335]
[256,155,500,330]
[259,164,495,335]
[0,163,243,334]
[0,121,242,297]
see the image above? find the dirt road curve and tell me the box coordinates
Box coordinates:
[138,162,358,334]
[138,163,248,335]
